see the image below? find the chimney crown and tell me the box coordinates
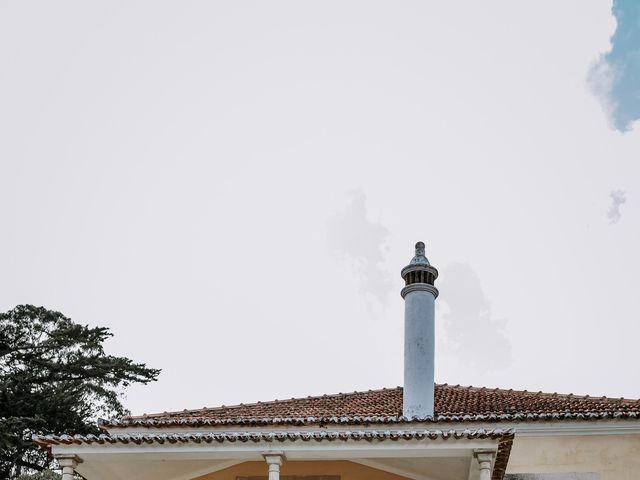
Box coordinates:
[401,241,439,296]
[410,241,430,266]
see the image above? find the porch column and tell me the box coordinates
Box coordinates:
[56,455,81,480]
[474,449,494,480]
[263,451,285,480]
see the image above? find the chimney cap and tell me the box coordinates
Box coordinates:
[410,241,430,266]
[401,241,438,282]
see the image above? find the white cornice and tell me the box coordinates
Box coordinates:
[106,419,640,437]
[401,283,439,299]
[511,421,640,436]
[415,420,640,437]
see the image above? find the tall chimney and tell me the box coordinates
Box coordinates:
[401,241,438,418]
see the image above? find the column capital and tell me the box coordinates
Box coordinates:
[473,448,495,462]
[263,451,285,480]
[262,451,285,465]
[473,449,494,480]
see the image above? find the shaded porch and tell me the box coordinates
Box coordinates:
[39,428,513,480]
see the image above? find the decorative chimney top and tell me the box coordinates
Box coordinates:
[401,241,439,298]
[409,241,430,266]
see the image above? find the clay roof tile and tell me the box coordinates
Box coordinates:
[115,384,640,427]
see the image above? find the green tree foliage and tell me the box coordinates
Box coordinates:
[16,471,61,480]
[0,305,160,478]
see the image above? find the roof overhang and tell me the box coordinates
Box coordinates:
[36,428,513,480]
[104,417,640,437]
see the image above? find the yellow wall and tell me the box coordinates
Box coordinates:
[196,461,409,480]
[507,434,640,480]
[195,435,640,480]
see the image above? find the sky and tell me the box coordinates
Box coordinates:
[1,1,639,417]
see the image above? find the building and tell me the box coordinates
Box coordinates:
[35,243,640,480]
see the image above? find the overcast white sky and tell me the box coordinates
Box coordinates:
[2,1,639,416]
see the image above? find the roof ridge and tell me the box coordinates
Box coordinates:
[438,383,639,402]
[127,386,403,420]
[122,384,640,422]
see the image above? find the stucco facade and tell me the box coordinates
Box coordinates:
[196,461,408,480]
[186,432,640,480]
[506,434,640,480]
[183,432,640,480]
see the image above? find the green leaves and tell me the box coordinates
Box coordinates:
[16,470,61,480]
[0,305,160,478]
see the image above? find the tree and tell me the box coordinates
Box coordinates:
[16,471,61,480]
[0,305,160,478]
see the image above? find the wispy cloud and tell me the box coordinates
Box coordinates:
[607,189,627,224]
[326,189,391,307]
[588,0,640,132]
[437,263,511,372]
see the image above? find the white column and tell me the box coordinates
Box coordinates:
[474,450,494,480]
[263,452,285,480]
[56,455,81,480]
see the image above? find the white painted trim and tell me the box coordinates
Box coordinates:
[106,419,640,437]
[426,420,640,436]
[50,438,500,460]
[512,421,640,436]
[169,460,243,480]
[400,283,439,299]
[350,459,439,480]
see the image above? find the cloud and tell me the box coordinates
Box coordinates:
[588,0,640,132]
[607,189,627,224]
[326,189,391,307]
[437,263,511,372]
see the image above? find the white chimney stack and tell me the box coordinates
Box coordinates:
[401,241,438,419]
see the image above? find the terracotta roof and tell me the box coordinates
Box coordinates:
[34,427,513,445]
[108,384,640,427]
